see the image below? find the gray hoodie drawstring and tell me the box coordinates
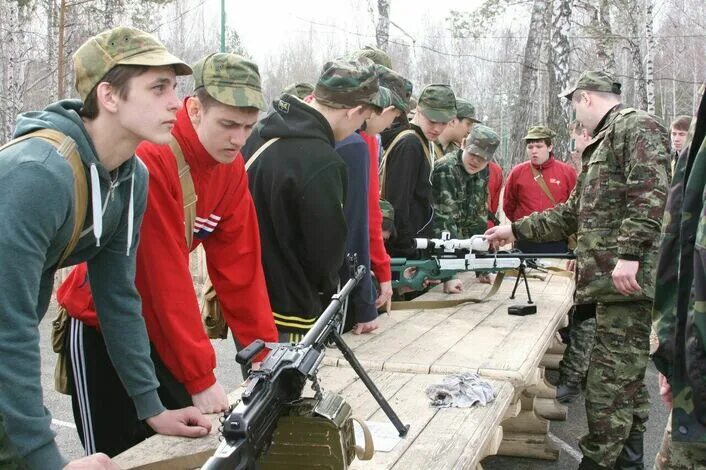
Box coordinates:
[89,163,102,247]
[126,171,134,255]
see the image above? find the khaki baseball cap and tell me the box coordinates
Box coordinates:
[523,125,556,141]
[559,70,622,100]
[417,84,457,123]
[464,125,499,160]
[282,82,315,100]
[73,26,191,101]
[456,98,481,123]
[314,57,383,110]
[193,53,266,111]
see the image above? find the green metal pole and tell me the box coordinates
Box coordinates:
[220,0,226,52]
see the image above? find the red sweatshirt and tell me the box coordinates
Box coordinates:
[487,161,503,228]
[360,131,391,283]
[56,102,278,394]
[503,156,577,222]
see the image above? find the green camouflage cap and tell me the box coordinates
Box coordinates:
[193,53,266,111]
[523,125,556,141]
[379,199,395,222]
[314,57,382,110]
[73,26,191,102]
[455,98,481,123]
[350,45,392,69]
[417,84,457,123]
[559,70,622,99]
[374,65,412,113]
[464,125,499,160]
[282,82,315,100]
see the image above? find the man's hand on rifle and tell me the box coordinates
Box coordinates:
[483,225,516,249]
[352,318,379,335]
[64,453,120,469]
[375,280,393,314]
[443,279,463,293]
[146,407,212,437]
[192,381,229,414]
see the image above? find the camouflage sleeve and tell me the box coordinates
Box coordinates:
[616,115,670,258]
[512,186,579,242]
[431,163,461,238]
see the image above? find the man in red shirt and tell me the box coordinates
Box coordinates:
[56,53,278,456]
[503,125,577,253]
[487,161,503,228]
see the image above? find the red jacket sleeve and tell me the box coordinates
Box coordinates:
[363,133,391,283]
[503,167,519,222]
[202,157,278,357]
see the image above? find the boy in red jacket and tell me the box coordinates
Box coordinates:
[56,53,278,457]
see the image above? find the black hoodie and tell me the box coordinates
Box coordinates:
[380,122,434,257]
[243,95,347,334]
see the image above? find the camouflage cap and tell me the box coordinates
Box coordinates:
[417,84,457,123]
[523,125,556,141]
[455,98,481,123]
[192,53,266,111]
[73,26,191,102]
[379,199,395,222]
[559,70,622,99]
[314,57,383,110]
[464,125,499,160]
[350,45,392,69]
[374,65,413,113]
[282,82,315,100]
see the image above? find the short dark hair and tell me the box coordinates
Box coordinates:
[671,115,692,132]
[79,64,150,120]
[569,120,587,133]
[526,138,552,147]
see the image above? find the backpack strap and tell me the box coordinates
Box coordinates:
[168,138,198,250]
[1,129,86,268]
[244,137,280,172]
[530,164,557,205]
[379,129,431,198]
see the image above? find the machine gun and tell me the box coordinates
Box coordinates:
[391,233,575,302]
[202,257,409,470]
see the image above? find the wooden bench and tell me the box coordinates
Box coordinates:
[323,267,574,460]
[114,367,514,469]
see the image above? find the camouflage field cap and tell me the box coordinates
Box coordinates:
[192,53,266,111]
[313,57,384,110]
[417,84,457,123]
[464,125,499,160]
[73,26,191,102]
[380,199,395,222]
[456,98,481,123]
[282,82,315,100]
[374,65,413,113]
[559,70,622,99]
[351,45,392,69]
[523,125,556,141]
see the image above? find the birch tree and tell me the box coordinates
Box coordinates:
[547,0,573,159]
[376,0,390,50]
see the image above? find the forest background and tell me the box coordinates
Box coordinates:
[2,0,703,168]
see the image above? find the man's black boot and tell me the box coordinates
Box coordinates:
[578,456,606,469]
[557,381,581,404]
[614,430,644,470]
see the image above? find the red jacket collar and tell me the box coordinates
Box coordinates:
[172,99,221,170]
[531,154,556,170]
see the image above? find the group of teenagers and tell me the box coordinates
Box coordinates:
[1,23,705,470]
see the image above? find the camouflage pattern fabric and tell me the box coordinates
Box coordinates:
[523,125,556,141]
[432,150,489,239]
[652,84,706,445]
[417,84,457,123]
[374,65,412,113]
[379,199,394,223]
[560,69,623,99]
[513,105,670,304]
[455,98,480,123]
[193,53,266,110]
[579,300,652,467]
[313,57,382,110]
[0,413,27,470]
[282,82,315,100]
[73,26,191,101]
[655,415,706,469]
[350,45,392,69]
[431,141,459,162]
[465,124,500,160]
[559,314,596,386]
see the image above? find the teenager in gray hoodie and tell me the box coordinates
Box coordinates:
[0,27,211,470]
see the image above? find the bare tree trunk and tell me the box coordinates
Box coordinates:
[547,0,573,160]
[45,0,58,102]
[644,0,656,114]
[626,0,647,110]
[376,0,390,50]
[592,0,616,74]
[509,0,546,166]
[57,0,67,99]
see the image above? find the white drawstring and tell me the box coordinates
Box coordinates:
[89,164,102,247]
[126,171,135,255]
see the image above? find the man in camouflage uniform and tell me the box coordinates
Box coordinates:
[486,70,670,469]
[432,124,499,239]
[432,98,481,159]
[652,84,706,469]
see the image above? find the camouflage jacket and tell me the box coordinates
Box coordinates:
[513,105,669,303]
[652,86,706,442]
[432,150,488,239]
[432,141,460,162]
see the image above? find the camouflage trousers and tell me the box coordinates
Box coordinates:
[579,301,651,467]
[654,414,706,470]
[0,412,28,470]
[559,303,597,385]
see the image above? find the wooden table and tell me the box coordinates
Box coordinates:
[114,366,514,470]
[324,267,574,460]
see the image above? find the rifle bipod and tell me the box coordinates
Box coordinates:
[507,261,539,316]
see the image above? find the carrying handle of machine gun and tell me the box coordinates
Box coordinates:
[236,340,266,365]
